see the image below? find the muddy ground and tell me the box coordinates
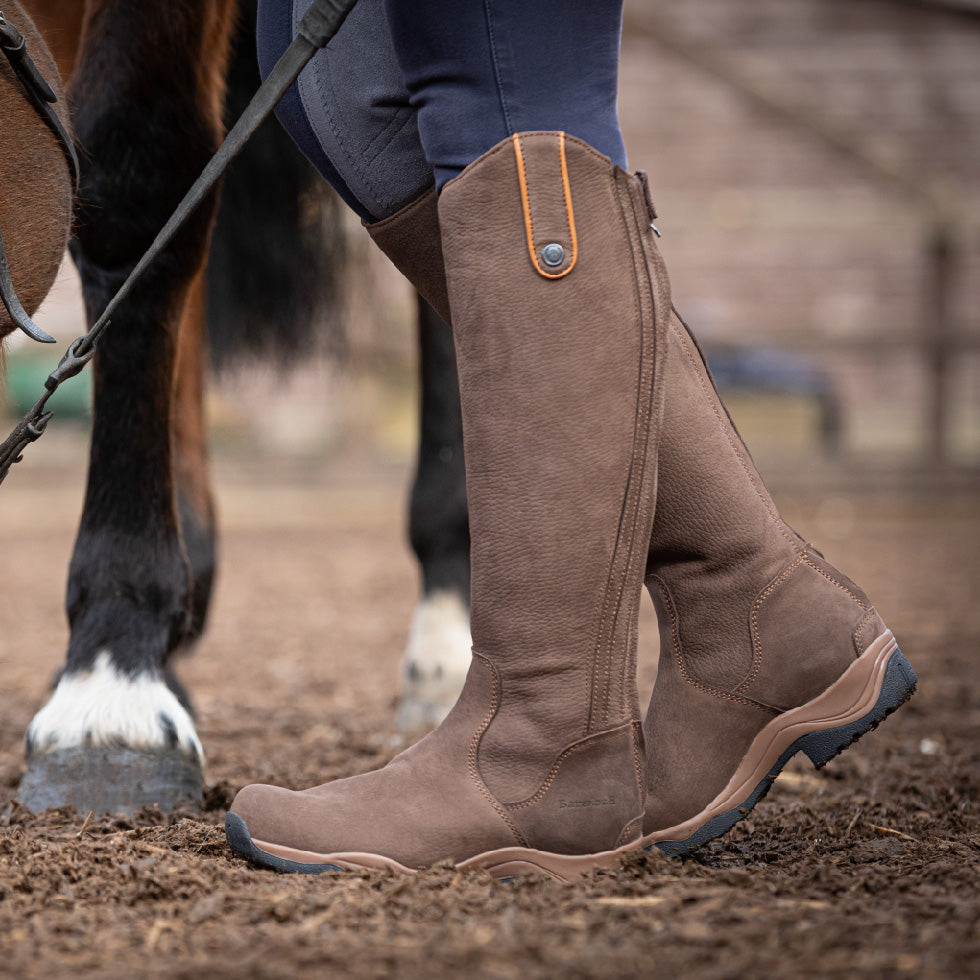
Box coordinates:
[0,441,976,979]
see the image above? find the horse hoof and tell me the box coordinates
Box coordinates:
[18,746,203,816]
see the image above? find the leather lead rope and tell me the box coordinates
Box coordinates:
[0,0,359,487]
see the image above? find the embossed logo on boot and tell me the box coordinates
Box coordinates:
[559,797,616,809]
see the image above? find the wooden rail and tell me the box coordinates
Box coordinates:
[623,4,975,470]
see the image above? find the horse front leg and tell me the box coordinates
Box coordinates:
[19,0,234,814]
[173,269,217,653]
[396,298,472,730]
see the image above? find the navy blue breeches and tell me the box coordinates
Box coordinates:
[256,0,626,222]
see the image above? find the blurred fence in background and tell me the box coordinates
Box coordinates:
[3,0,978,491]
[620,0,979,485]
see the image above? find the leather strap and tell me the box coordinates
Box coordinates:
[0,221,55,341]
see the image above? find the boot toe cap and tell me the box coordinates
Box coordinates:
[229,782,312,850]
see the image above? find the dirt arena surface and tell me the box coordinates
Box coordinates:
[0,442,976,979]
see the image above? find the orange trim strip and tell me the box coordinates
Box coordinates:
[512,132,578,279]
[512,134,538,271]
[558,133,579,277]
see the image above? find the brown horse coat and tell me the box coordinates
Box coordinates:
[0,0,72,338]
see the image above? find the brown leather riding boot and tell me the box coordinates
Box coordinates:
[638,312,915,855]
[363,154,916,861]
[226,132,667,878]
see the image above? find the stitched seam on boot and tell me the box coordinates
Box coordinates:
[568,164,634,740]
[586,172,647,737]
[649,574,776,712]
[594,173,661,731]
[592,255,640,726]
[738,549,872,699]
[616,814,644,848]
[735,553,808,696]
[853,607,883,657]
[630,720,645,805]
[469,653,529,846]
[605,175,666,726]
[802,554,867,609]
[502,724,634,811]
[604,588,639,729]
[616,592,642,735]
[585,575,610,740]
[670,318,797,550]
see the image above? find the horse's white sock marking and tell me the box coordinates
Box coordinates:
[26,651,204,763]
[396,589,472,731]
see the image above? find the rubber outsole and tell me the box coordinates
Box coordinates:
[649,646,917,858]
[225,811,348,874]
[224,811,639,881]
[224,642,916,877]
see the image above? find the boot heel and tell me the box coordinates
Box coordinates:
[797,649,917,769]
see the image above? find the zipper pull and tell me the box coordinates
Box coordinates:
[636,171,661,236]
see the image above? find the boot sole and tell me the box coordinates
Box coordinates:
[642,629,916,857]
[224,810,643,882]
[224,630,913,877]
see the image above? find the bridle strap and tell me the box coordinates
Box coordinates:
[0,0,359,486]
[0,11,80,187]
[0,221,54,341]
[0,9,78,343]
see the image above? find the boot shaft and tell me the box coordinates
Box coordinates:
[368,161,883,712]
[647,313,802,689]
[647,313,883,696]
[642,312,889,835]
[437,132,666,810]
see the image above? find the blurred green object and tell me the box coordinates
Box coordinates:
[4,348,92,419]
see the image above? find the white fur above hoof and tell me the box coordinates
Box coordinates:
[395,590,472,731]
[21,651,204,814]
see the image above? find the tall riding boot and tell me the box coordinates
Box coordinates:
[638,311,915,854]
[226,132,667,877]
[364,156,916,860]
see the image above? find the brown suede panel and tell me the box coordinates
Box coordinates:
[643,601,776,830]
[738,550,869,711]
[0,0,72,337]
[365,188,452,325]
[854,606,887,657]
[232,658,522,867]
[439,133,663,803]
[505,724,643,854]
[646,315,799,692]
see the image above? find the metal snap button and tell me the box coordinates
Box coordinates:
[540,243,565,267]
